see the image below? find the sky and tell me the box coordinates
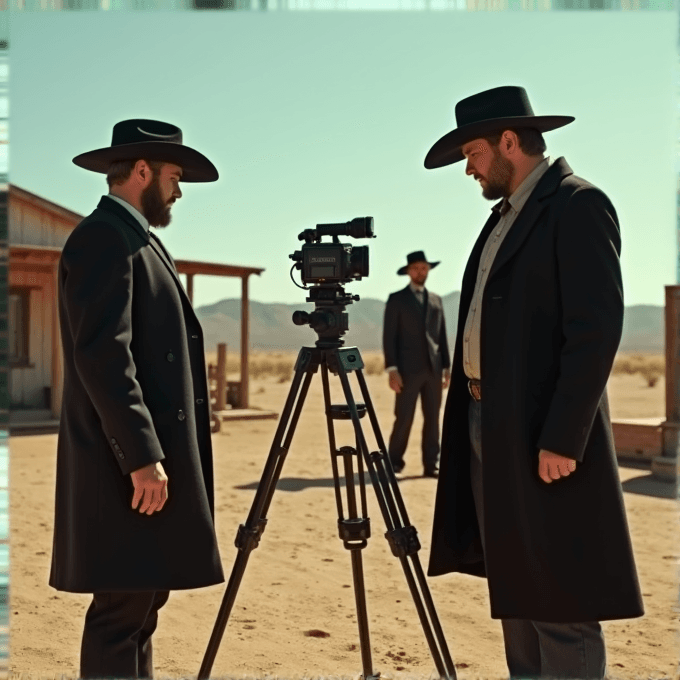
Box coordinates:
[9,9,677,308]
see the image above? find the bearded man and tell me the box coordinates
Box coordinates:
[49,119,225,679]
[424,87,643,679]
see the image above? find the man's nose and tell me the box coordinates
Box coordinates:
[465,160,475,176]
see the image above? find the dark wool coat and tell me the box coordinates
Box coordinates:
[383,286,451,375]
[49,196,225,593]
[427,158,644,623]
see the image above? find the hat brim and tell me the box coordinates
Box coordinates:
[424,115,575,170]
[72,141,219,183]
[398,260,440,276]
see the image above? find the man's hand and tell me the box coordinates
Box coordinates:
[130,462,168,515]
[538,449,577,484]
[443,369,451,389]
[388,370,404,394]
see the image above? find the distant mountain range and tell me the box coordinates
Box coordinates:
[195,292,664,354]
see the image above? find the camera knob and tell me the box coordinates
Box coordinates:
[292,311,310,326]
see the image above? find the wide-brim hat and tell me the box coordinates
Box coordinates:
[72,119,218,182]
[398,250,440,276]
[424,86,574,169]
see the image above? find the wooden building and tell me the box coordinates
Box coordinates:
[8,184,263,430]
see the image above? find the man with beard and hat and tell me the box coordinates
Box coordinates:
[424,86,644,679]
[383,251,451,478]
[50,119,225,679]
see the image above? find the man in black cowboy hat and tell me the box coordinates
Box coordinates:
[425,87,643,679]
[383,251,451,478]
[49,119,225,678]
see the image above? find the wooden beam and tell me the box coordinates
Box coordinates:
[240,275,249,409]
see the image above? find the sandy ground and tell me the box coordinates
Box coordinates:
[9,372,679,679]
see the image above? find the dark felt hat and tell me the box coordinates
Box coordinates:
[424,86,574,169]
[398,250,440,276]
[72,119,218,182]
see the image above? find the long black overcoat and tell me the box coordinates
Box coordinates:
[428,158,644,623]
[49,196,225,593]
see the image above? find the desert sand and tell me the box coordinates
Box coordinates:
[9,369,679,679]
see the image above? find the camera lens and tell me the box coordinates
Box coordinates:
[347,217,374,239]
[349,246,369,278]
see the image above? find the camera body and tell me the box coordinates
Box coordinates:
[289,217,375,346]
[290,217,374,286]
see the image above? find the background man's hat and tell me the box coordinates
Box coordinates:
[424,86,574,169]
[398,250,440,276]
[72,119,219,182]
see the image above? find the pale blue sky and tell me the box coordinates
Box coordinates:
[9,10,676,307]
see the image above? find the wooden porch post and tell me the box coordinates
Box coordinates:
[653,285,680,482]
[240,274,249,409]
[51,262,63,419]
[186,273,194,305]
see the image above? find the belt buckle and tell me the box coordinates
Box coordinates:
[468,379,481,402]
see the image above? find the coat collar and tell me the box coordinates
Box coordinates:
[96,195,196,316]
[487,156,573,281]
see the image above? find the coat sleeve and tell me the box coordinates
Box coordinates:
[61,221,166,475]
[383,294,399,370]
[536,187,623,462]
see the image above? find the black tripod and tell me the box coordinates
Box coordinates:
[198,336,457,680]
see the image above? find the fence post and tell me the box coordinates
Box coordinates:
[216,343,227,412]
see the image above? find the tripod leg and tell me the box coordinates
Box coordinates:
[355,369,455,667]
[320,363,377,680]
[331,354,457,680]
[198,348,319,680]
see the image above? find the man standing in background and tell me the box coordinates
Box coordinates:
[383,251,451,478]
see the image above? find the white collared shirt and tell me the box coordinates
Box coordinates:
[107,193,150,233]
[462,156,554,380]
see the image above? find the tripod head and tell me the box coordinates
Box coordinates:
[292,284,359,349]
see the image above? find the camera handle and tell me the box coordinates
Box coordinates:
[197,344,457,680]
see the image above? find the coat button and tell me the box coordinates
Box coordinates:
[192,335,199,339]
[118,452,125,459]
[110,437,117,444]
[196,398,204,404]
[167,352,175,362]
[177,409,186,421]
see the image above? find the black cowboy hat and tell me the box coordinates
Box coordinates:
[398,250,440,276]
[424,86,574,169]
[72,119,218,182]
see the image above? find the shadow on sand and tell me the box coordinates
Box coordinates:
[235,471,431,493]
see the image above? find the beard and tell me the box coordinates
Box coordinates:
[141,175,173,228]
[480,148,515,200]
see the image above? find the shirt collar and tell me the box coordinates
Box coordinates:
[107,193,150,233]
[492,156,553,216]
[409,281,425,294]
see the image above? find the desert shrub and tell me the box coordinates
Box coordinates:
[611,353,665,388]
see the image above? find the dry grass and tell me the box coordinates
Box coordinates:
[206,351,667,387]
[205,350,387,383]
[612,353,665,387]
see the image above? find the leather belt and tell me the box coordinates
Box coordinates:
[468,379,482,402]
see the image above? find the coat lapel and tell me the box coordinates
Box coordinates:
[488,157,574,281]
[98,197,198,317]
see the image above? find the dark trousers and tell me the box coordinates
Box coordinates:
[388,369,442,473]
[80,590,170,679]
[468,397,606,680]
